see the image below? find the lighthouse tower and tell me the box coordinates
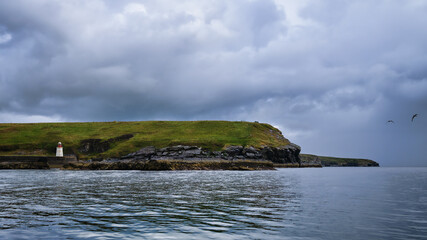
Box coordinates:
[56,142,63,157]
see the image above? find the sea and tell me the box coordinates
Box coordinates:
[0,168,426,240]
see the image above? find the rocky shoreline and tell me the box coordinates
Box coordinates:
[0,143,302,170]
[0,121,380,170]
[119,144,301,164]
[63,159,276,171]
[63,144,302,170]
[0,144,380,170]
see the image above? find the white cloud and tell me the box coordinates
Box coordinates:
[0,112,64,123]
[0,33,11,44]
[124,3,147,14]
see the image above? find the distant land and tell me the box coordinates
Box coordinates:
[300,154,379,167]
[0,121,378,170]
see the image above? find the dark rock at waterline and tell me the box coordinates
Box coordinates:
[64,159,275,171]
[123,146,156,160]
[121,144,301,165]
[0,156,50,169]
[260,143,301,164]
[224,146,243,158]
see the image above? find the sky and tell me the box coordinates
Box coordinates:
[0,0,426,166]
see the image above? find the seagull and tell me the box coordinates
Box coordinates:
[411,114,418,122]
[387,120,394,123]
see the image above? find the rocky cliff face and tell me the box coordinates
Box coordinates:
[121,143,301,165]
[299,154,322,167]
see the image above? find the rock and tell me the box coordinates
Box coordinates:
[159,147,168,152]
[140,146,156,155]
[261,147,275,161]
[224,146,243,157]
[277,143,301,164]
[181,149,202,158]
[183,146,198,150]
[120,144,301,165]
[169,145,185,151]
[260,143,301,164]
[212,151,222,157]
[243,146,257,154]
[243,146,262,159]
[122,146,156,160]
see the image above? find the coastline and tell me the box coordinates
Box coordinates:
[0,155,378,170]
[62,159,276,171]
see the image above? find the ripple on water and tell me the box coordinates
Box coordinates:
[0,168,426,239]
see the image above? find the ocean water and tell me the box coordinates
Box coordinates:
[0,168,426,240]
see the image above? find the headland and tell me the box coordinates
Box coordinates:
[0,120,378,170]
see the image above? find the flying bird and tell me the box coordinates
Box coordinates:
[387,120,394,124]
[411,114,418,122]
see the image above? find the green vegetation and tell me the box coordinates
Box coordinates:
[0,121,289,160]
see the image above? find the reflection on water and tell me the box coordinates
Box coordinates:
[0,168,426,239]
[0,170,301,239]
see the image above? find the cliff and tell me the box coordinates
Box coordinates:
[0,121,300,167]
[119,143,300,164]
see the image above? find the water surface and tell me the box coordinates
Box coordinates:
[0,168,426,239]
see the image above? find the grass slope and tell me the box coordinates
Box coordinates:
[0,121,289,159]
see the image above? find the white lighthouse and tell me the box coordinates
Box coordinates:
[56,142,63,157]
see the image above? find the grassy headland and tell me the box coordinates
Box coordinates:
[300,154,379,167]
[0,121,290,160]
[318,155,379,167]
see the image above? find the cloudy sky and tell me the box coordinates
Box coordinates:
[1,0,426,166]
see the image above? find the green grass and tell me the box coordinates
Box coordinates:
[0,121,290,159]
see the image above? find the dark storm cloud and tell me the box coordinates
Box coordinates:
[0,0,426,166]
[0,0,286,119]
